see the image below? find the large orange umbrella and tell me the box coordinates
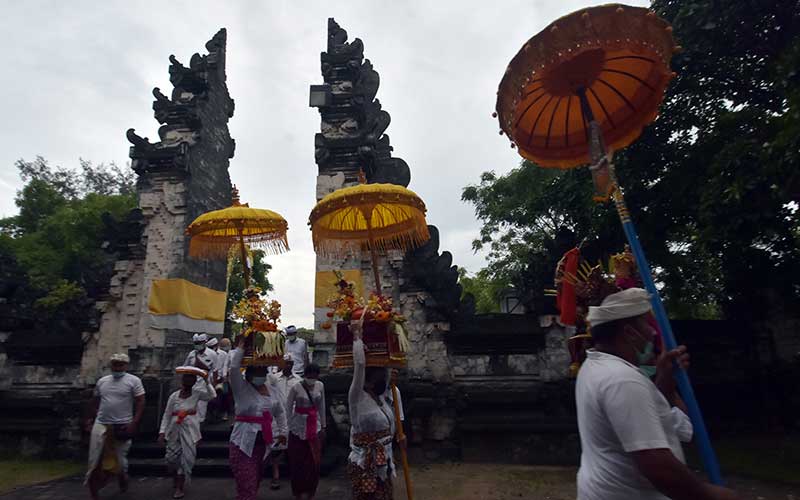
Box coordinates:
[495,4,677,169]
[494,4,722,485]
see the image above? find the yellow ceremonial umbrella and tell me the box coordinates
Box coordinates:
[308,176,428,500]
[309,179,429,291]
[186,186,289,287]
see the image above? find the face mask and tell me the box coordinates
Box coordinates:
[251,376,267,387]
[287,335,297,342]
[638,365,657,378]
[221,346,230,352]
[372,381,387,395]
[194,343,206,352]
[626,326,655,367]
[112,371,126,379]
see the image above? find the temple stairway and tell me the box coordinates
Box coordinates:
[128,421,345,477]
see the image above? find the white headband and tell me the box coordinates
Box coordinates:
[586,288,652,327]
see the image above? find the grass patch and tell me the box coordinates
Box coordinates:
[0,458,82,494]
[687,434,800,485]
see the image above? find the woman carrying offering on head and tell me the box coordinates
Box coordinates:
[347,322,396,500]
[158,366,216,499]
[228,335,288,500]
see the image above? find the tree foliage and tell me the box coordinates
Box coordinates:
[457,267,503,314]
[0,158,136,329]
[463,0,800,321]
[224,250,273,335]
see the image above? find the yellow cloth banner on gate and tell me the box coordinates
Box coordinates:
[314,269,364,307]
[148,278,226,322]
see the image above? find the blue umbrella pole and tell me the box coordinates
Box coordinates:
[609,179,723,485]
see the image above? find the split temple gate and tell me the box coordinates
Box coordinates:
[0,19,781,465]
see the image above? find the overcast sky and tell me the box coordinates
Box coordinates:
[0,0,648,328]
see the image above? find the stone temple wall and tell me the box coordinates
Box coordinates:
[80,29,234,387]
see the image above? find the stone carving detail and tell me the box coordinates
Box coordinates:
[311,18,411,187]
[127,28,235,178]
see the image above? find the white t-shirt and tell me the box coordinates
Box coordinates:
[284,337,308,375]
[94,373,146,425]
[185,348,218,373]
[575,349,685,500]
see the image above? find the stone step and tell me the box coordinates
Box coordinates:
[129,445,348,478]
[129,440,231,459]
[129,457,233,477]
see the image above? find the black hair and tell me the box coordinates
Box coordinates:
[364,367,386,385]
[244,365,268,381]
[590,318,628,342]
[304,363,321,377]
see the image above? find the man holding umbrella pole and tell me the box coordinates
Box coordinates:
[575,288,740,500]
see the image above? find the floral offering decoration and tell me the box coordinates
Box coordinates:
[322,270,410,353]
[231,286,285,360]
[322,271,364,328]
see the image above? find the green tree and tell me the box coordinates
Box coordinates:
[0,158,136,324]
[224,250,273,335]
[463,0,800,321]
[457,267,503,314]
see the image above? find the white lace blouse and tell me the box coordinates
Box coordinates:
[229,347,288,457]
[348,339,396,477]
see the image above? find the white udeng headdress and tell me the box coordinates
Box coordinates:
[110,353,130,363]
[192,333,209,343]
[586,288,652,327]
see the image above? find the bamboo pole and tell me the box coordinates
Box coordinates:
[391,383,413,500]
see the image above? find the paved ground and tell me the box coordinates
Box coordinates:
[1,464,797,500]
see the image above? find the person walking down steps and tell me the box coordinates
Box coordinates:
[158,365,216,499]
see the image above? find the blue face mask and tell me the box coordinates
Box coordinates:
[251,376,267,387]
[638,364,657,378]
[627,326,656,373]
[112,371,126,379]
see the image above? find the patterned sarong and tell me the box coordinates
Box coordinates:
[348,430,394,500]
[229,439,266,500]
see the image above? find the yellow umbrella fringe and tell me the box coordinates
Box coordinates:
[190,233,289,259]
[312,224,430,258]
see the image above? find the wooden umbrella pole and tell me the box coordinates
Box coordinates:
[237,228,250,288]
[365,216,382,292]
[391,383,413,500]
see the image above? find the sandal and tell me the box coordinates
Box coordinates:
[173,491,185,499]
[270,480,280,490]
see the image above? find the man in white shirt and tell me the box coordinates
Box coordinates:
[84,353,145,500]
[283,325,309,376]
[184,333,218,422]
[576,288,739,500]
